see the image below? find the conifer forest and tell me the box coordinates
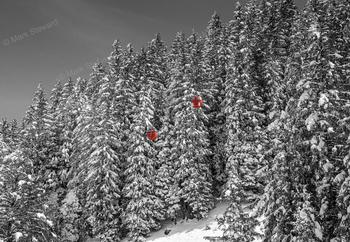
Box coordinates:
[1,0,350,241]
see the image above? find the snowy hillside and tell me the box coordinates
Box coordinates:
[131,202,263,242]
[145,202,228,242]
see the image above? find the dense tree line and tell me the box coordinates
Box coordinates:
[1,0,350,241]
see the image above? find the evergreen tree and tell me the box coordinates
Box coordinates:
[73,77,123,241]
[146,34,169,130]
[0,120,10,146]
[204,13,230,194]
[154,32,189,223]
[122,87,163,241]
[0,119,19,149]
[167,32,214,220]
[336,0,350,239]
[155,115,181,223]
[260,0,303,240]
[0,148,57,241]
[21,85,54,188]
[86,63,106,103]
[47,81,65,191]
[59,188,83,242]
[276,0,350,240]
[108,42,136,193]
[221,1,263,239]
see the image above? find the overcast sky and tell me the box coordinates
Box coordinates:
[0,0,306,120]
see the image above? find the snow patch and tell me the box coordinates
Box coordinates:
[298,91,310,107]
[300,210,307,219]
[36,213,54,227]
[331,52,343,59]
[63,189,78,204]
[224,190,231,197]
[334,171,346,184]
[126,202,233,242]
[18,180,26,186]
[310,23,320,38]
[305,113,318,131]
[323,161,333,173]
[267,119,279,131]
[318,93,329,108]
[121,202,264,242]
[15,232,23,242]
[37,213,46,220]
[314,222,323,240]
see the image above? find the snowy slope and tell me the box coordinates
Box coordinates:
[120,201,264,242]
[146,201,229,242]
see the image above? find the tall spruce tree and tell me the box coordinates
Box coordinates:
[167,32,214,220]
[204,12,230,195]
[21,85,54,189]
[220,1,263,240]
[0,147,57,241]
[122,50,164,241]
[146,34,169,130]
[277,0,350,240]
[336,0,350,239]
[86,63,106,103]
[122,89,163,241]
[74,77,123,241]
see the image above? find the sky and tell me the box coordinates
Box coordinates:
[0,0,306,121]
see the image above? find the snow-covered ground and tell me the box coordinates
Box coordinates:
[145,201,229,242]
[138,201,265,242]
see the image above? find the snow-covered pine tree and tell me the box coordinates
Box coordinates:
[292,189,320,241]
[155,114,181,224]
[259,1,304,240]
[60,78,84,185]
[167,32,214,220]
[50,81,64,112]
[0,147,57,241]
[218,159,260,242]
[7,120,19,150]
[203,12,229,195]
[145,36,172,221]
[47,81,65,190]
[59,187,83,242]
[264,0,298,117]
[122,78,163,241]
[0,119,19,150]
[0,120,10,146]
[226,0,266,201]
[166,32,188,126]
[21,85,54,188]
[336,0,350,239]
[86,63,106,103]
[107,40,127,137]
[42,81,67,236]
[282,0,350,239]
[117,43,137,127]
[56,79,87,242]
[108,42,137,200]
[108,39,124,77]
[153,33,189,224]
[63,92,95,240]
[221,1,263,239]
[146,34,169,131]
[261,87,306,241]
[260,0,298,178]
[72,76,123,241]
